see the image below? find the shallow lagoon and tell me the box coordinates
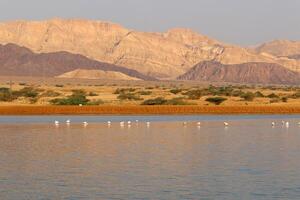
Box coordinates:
[1,115,300,199]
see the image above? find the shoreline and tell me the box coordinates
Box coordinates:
[0,105,300,115]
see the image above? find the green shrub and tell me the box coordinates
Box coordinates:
[205,97,227,105]
[50,90,89,105]
[232,90,245,97]
[0,87,14,102]
[166,97,189,105]
[183,90,203,100]
[142,97,168,105]
[138,91,152,96]
[40,90,61,97]
[170,88,182,95]
[117,93,142,101]
[267,93,279,99]
[241,92,255,101]
[13,87,39,98]
[254,91,265,97]
[289,92,300,99]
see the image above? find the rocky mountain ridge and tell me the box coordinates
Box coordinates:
[0,18,299,79]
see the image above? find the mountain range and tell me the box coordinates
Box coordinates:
[0,18,299,84]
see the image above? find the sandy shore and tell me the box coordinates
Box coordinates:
[0,105,300,115]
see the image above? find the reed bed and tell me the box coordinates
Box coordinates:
[0,105,300,115]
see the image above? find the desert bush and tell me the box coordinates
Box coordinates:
[232,90,245,97]
[55,84,64,88]
[88,92,98,96]
[117,93,142,101]
[241,92,255,101]
[205,97,227,105]
[141,97,168,105]
[114,88,136,94]
[281,97,288,103]
[138,91,152,96]
[183,89,203,100]
[289,92,300,99]
[13,87,39,98]
[254,91,265,97]
[166,97,190,105]
[270,98,280,104]
[267,93,279,99]
[170,88,182,94]
[40,90,61,97]
[0,87,14,102]
[50,90,89,105]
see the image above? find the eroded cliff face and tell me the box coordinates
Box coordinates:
[177,61,300,85]
[0,18,299,79]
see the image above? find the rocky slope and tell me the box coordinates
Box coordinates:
[255,40,300,57]
[0,18,299,79]
[57,69,141,80]
[0,43,155,80]
[177,61,300,85]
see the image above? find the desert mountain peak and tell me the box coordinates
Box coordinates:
[0,18,299,79]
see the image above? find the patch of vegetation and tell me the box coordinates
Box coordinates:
[183,89,203,100]
[241,92,255,101]
[114,88,136,94]
[281,97,288,103]
[254,91,265,98]
[170,88,182,94]
[40,90,61,97]
[88,92,98,96]
[141,97,167,105]
[13,87,40,98]
[138,91,152,96]
[50,90,89,105]
[267,93,279,99]
[0,87,14,102]
[141,97,189,105]
[270,98,280,104]
[117,93,142,101]
[55,84,64,88]
[205,97,227,105]
[289,92,300,99]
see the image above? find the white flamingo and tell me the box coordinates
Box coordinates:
[83,122,88,126]
[224,122,229,126]
[286,122,289,128]
[271,122,275,127]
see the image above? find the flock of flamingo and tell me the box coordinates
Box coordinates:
[54,120,300,128]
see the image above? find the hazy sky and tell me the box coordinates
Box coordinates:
[0,0,299,45]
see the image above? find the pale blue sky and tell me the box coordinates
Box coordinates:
[0,0,299,45]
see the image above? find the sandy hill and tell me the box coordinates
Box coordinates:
[57,69,141,80]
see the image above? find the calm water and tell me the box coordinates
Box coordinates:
[1,115,300,200]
